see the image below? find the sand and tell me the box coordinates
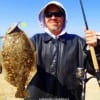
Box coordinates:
[0,73,100,100]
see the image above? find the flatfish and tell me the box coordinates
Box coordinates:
[1,23,37,98]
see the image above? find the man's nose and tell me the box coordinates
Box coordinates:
[51,15,56,19]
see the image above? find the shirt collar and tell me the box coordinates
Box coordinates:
[44,27,66,39]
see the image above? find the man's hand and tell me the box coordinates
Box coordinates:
[85,30,98,47]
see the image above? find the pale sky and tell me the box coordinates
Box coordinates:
[0,0,100,38]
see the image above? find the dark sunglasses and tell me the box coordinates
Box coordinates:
[45,12,64,18]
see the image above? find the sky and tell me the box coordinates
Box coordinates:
[0,0,100,38]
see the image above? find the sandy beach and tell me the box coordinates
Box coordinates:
[0,72,100,100]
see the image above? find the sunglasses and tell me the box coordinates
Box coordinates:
[45,12,64,18]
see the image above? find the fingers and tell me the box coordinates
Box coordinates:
[85,30,98,46]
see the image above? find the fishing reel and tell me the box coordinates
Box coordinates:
[76,67,93,85]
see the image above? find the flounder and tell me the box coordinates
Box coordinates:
[1,23,37,98]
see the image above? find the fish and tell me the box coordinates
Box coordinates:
[1,23,37,98]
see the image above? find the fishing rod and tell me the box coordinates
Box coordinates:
[79,0,100,86]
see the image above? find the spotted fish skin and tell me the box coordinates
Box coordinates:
[2,24,37,98]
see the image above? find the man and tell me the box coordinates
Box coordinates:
[25,1,100,100]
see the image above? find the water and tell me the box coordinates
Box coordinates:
[0,41,2,47]
[0,37,3,48]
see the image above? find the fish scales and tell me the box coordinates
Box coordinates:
[2,24,37,98]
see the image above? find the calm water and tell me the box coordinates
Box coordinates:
[0,39,3,48]
[0,44,1,47]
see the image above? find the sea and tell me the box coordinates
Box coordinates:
[0,39,3,49]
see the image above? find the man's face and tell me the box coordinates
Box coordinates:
[44,5,65,35]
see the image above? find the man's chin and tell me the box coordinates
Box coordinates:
[51,27,59,31]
